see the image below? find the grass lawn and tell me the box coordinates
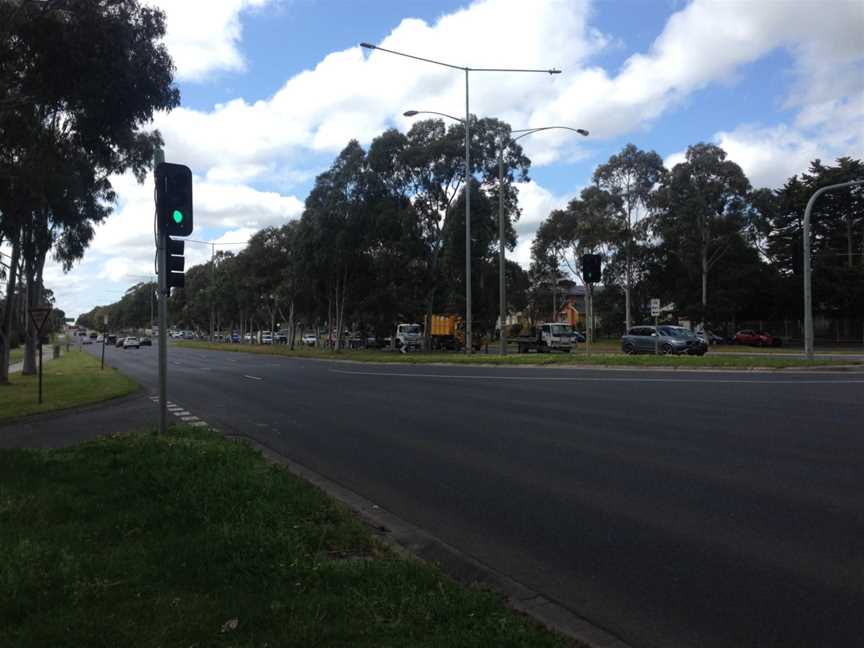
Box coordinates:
[8,347,24,365]
[0,427,566,648]
[0,350,138,421]
[175,340,861,369]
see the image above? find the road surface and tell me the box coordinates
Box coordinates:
[87,342,864,648]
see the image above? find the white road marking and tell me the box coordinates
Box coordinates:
[329,369,864,385]
[181,415,199,422]
[190,421,207,427]
[173,410,191,416]
[243,374,263,381]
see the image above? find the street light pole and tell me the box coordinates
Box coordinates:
[803,179,863,359]
[464,68,472,353]
[403,114,587,355]
[361,42,560,354]
[497,126,588,354]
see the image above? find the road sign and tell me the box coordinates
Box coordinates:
[28,305,52,334]
[650,298,661,317]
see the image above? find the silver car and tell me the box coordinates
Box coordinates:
[621,325,708,356]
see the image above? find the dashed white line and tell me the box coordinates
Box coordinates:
[181,415,199,422]
[243,374,263,381]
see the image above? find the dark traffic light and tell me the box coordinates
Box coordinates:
[155,162,193,236]
[166,237,185,289]
[581,253,602,284]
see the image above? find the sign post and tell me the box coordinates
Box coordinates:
[101,315,108,370]
[28,305,52,404]
[650,298,661,355]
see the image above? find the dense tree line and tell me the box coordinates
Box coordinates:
[82,119,862,346]
[533,148,862,337]
[0,0,178,383]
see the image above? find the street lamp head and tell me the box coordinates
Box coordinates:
[577,129,589,136]
[548,68,562,75]
[360,42,375,49]
[403,110,419,117]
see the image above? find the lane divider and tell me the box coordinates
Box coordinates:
[243,374,263,381]
[148,396,211,428]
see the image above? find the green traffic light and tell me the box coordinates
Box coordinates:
[172,209,183,223]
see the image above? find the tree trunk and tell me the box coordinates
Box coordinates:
[0,227,22,385]
[625,215,632,333]
[846,214,854,268]
[287,299,295,349]
[702,233,708,330]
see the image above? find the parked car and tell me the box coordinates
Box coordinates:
[82,337,93,345]
[572,331,586,343]
[140,337,152,346]
[89,331,98,339]
[107,334,117,344]
[115,337,126,347]
[275,330,290,344]
[622,325,708,355]
[260,331,273,345]
[733,330,782,347]
[123,336,140,349]
[231,332,241,343]
[695,328,725,345]
[301,333,317,346]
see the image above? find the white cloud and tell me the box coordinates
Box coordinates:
[146,0,274,81]
[47,0,864,316]
[714,125,830,189]
[511,180,573,268]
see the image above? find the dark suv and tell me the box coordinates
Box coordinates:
[622,325,708,356]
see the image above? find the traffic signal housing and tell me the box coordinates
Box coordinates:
[166,238,185,289]
[155,162,193,236]
[581,253,602,284]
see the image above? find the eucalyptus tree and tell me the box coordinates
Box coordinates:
[592,143,666,331]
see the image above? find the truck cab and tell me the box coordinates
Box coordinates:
[395,323,422,353]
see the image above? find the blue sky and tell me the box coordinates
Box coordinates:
[40,0,863,318]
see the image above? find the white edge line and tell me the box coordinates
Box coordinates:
[329,369,864,385]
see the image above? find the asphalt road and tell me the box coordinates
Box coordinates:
[87,342,864,648]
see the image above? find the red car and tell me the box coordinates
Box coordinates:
[733,330,781,347]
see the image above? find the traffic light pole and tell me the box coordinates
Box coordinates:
[156,148,168,436]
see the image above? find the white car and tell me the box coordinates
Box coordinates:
[302,333,317,346]
[123,336,140,349]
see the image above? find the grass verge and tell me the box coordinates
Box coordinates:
[0,426,566,647]
[175,340,860,369]
[0,350,138,421]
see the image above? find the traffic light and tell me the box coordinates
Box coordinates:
[166,237,185,289]
[581,253,602,284]
[155,162,193,236]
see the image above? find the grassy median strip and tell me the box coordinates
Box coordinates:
[175,340,860,369]
[0,350,138,421]
[0,427,566,648]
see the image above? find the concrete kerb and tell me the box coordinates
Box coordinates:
[225,431,633,648]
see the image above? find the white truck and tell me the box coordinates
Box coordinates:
[394,323,423,353]
[514,323,576,353]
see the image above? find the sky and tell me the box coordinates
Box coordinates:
[34,0,864,319]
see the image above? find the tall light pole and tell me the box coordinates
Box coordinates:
[802,179,863,359]
[498,126,587,354]
[405,113,588,355]
[362,42,561,353]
